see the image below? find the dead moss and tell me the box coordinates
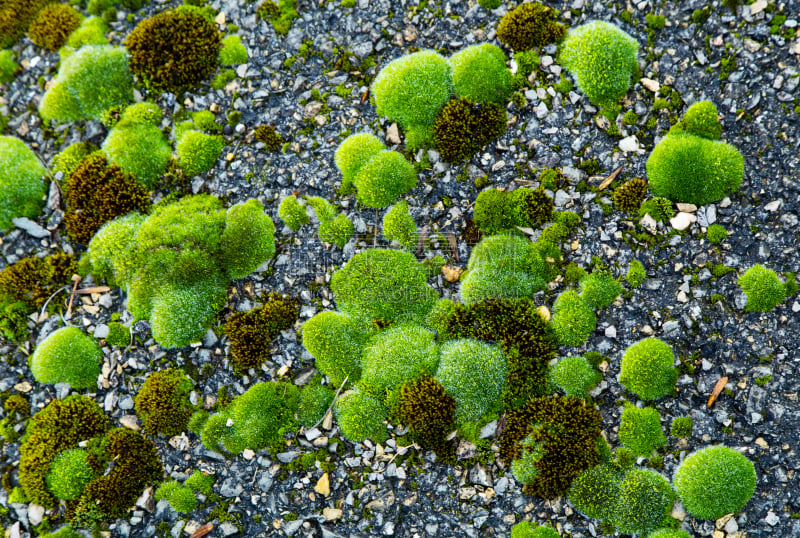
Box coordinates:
[134,369,194,436]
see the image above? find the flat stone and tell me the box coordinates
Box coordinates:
[639,213,658,235]
[640,77,660,92]
[220,522,239,536]
[670,212,697,231]
[120,415,140,430]
[749,0,768,14]
[12,217,49,238]
[618,135,640,153]
[323,507,343,521]
[675,203,697,212]
[28,504,44,526]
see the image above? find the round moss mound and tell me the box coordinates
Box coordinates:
[449,44,512,104]
[433,98,507,164]
[496,2,566,51]
[301,311,373,387]
[176,131,223,177]
[435,338,507,424]
[331,249,437,324]
[618,405,666,457]
[612,469,675,535]
[737,264,787,312]
[382,201,417,250]
[63,153,151,244]
[155,480,197,513]
[134,368,194,436]
[559,21,639,106]
[102,114,171,188]
[613,177,648,213]
[673,446,756,520]
[334,132,385,193]
[335,389,388,443]
[579,271,622,310]
[568,463,623,521]
[360,324,439,398]
[278,195,309,232]
[669,101,722,140]
[646,530,693,538]
[371,50,452,148]
[0,135,47,231]
[549,290,596,347]
[353,150,417,209]
[124,8,221,94]
[397,374,456,457]
[548,355,600,398]
[30,327,102,389]
[646,133,744,206]
[619,338,677,400]
[45,449,97,501]
[28,4,83,52]
[39,45,133,122]
[509,521,560,538]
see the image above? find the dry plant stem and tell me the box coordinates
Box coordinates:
[310,374,350,430]
[416,224,428,256]
[597,164,624,190]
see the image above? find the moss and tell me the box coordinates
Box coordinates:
[125,8,221,94]
[613,469,675,535]
[625,259,646,288]
[647,530,692,538]
[548,355,600,398]
[185,470,214,496]
[52,141,98,179]
[176,130,223,177]
[738,264,787,312]
[19,396,110,508]
[353,149,417,209]
[254,123,283,152]
[134,368,194,436]
[510,522,560,538]
[104,321,130,347]
[331,249,437,324]
[371,50,452,149]
[579,270,622,310]
[39,45,133,122]
[318,213,354,248]
[335,389,388,443]
[496,2,566,51]
[102,107,171,188]
[550,290,596,347]
[449,44,512,104]
[613,177,648,213]
[706,224,728,244]
[361,324,439,399]
[0,0,55,49]
[670,416,692,438]
[433,98,507,164]
[0,135,47,231]
[619,405,666,457]
[473,189,514,234]
[63,16,108,52]
[302,311,373,387]
[28,3,82,51]
[297,380,334,428]
[568,463,624,521]
[278,195,309,232]
[334,133,385,193]
[0,48,17,83]
[669,101,721,140]
[638,197,674,222]
[0,251,76,317]
[256,0,298,36]
[225,293,298,374]
[382,201,418,250]
[45,449,97,501]
[500,396,602,497]
[219,34,247,65]
[30,327,102,389]
[155,481,197,513]
[673,446,755,520]
[619,338,677,400]
[63,153,150,244]
[397,375,456,459]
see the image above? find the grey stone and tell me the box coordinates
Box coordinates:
[12,217,49,238]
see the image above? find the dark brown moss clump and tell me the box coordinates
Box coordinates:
[27,3,82,51]
[613,177,648,213]
[397,375,456,461]
[496,2,566,52]
[500,396,602,498]
[134,369,195,436]
[225,293,299,374]
[254,123,283,151]
[0,0,54,48]
[433,98,507,163]
[125,8,221,94]
[511,186,554,228]
[64,154,151,244]
[441,298,556,409]
[19,396,110,508]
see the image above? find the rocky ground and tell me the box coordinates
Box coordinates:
[2,0,800,537]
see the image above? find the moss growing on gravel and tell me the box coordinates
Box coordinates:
[86,195,276,348]
[28,3,82,51]
[256,0,298,36]
[669,101,721,140]
[30,327,102,389]
[449,44,512,105]
[371,50,452,149]
[102,103,171,187]
[175,130,223,177]
[501,396,602,497]
[737,264,787,312]
[45,449,97,501]
[613,177,648,212]
[39,45,133,122]
[254,123,284,151]
[301,311,373,387]
[638,197,674,222]
[0,48,18,83]
[155,480,197,513]
[63,153,151,244]
[646,530,692,538]
[670,416,692,438]
[619,338,677,400]
[0,135,47,231]
[568,463,624,521]
[559,21,639,106]
[134,368,195,436]
[433,98,507,164]
[626,259,646,288]
[360,324,439,398]
[548,355,600,398]
[224,293,299,374]
[334,133,385,193]
[335,389,388,443]
[278,195,309,231]
[549,290,597,347]
[0,0,55,49]
[706,224,728,244]
[125,8,221,94]
[219,34,247,65]
[397,375,456,459]
[297,379,334,428]
[673,446,756,520]
[510,522,560,538]
[52,141,98,178]
[353,150,417,208]
[382,201,417,250]
[496,2,566,51]
[618,405,666,457]
[579,270,622,309]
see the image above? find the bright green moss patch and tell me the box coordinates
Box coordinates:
[257,0,298,36]
[618,405,666,457]
[334,133,385,192]
[579,271,622,309]
[548,355,600,398]
[361,324,439,398]
[297,380,334,428]
[449,44,512,105]
[0,135,47,231]
[335,389,388,443]
[550,290,596,347]
[301,311,373,387]
[472,186,553,233]
[626,259,646,288]
[670,416,693,438]
[30,327,102,389]
[738,264,787,312]
[46,449,97,501]
[673,446,756,520]
[619,338,677,400]
[559,21,639,106]
[219,34,247,65]
[155,481,197,513]
[278,195,309,231]
[706,224,728,244]
[0,48,18,83]
[176,130,223,177]
[382,201,418,250]
[102,104,171,188]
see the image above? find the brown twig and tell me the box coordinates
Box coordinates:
[597,165,624,191]
[707,376,729,408]
[188,523,214,538]
[65,274,81,319]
